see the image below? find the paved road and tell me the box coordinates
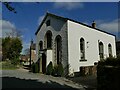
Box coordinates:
[1,68,85,89]
[68,76,97,90]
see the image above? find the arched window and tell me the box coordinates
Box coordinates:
[99,42,104,60]
[44,31,52,49]
[108,44,112,57]
[80,38,85,60]
[39,41,43,50]
[55,35,62,65]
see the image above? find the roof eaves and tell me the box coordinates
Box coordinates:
[35,12,115,37]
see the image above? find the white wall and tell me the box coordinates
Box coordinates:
[67,20,116,73]
[46,50,52,66]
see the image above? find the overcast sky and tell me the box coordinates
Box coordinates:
[1,2,119,54]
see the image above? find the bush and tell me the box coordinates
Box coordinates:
[31,62,39,73]
[97,56,120,90]
[34,63,39,73]
[11,57,20,66]
[46,61,53,75]
[57,62,64,77]
[31,62,35,73]
[52,62,64,77]
[52,65,58,76]
[98,57,120,66]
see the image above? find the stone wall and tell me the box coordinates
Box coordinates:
[73,65,97,77]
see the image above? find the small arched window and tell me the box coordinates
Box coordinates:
[99,42,104,60]
[108,44,112,57]
[46,20,50,26]
[80,38,85,60]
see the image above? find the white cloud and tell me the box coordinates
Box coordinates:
[54,2,84,10]
[38,15,44,25]
[97,19,118,33]
[0,20,17,38]
[83,19,119,39]
[21,42,30,54]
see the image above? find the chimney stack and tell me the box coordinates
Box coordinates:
[92,21,96,28]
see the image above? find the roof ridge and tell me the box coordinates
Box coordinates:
[35,12,115,37]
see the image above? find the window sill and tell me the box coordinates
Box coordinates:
[80,59,87,62]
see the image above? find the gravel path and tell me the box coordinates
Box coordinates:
[1,68,85,89]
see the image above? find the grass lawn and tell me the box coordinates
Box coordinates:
[0,61,20,70]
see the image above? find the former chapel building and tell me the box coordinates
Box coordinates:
[35,12,116,76]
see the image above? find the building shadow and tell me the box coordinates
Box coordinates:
[2,77,79,90]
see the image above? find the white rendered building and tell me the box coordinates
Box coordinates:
[35,13,116,75]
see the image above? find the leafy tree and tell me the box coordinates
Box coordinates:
[2,37,23,65]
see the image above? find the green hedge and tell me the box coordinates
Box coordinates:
[97,57,120,90]
[98,57,120,66]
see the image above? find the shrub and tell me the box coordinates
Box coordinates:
[11,57,20,66]
[31,62,35,73]
[34,63,39,73]
[31,62,39,73]
[46,61,53,75]
[57,62,64,77]
[98,57,120,67]
[97,56,120,90]
[52,65,58,76]
[52,62,64,77]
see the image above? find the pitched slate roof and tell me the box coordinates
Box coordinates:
[35,12,116,37]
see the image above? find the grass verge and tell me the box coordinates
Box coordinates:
[0,61,19,70]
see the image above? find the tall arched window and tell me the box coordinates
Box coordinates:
[44,31,52,49]
[39,41,43,50]
[55,35,62,65]
[99,42,104,60]
[80,38,85,60]
[108,44,112,57]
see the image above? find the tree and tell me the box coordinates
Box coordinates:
[2,37,23,65]
[2,2,17,13]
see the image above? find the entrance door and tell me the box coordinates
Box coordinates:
[42,53,46,74]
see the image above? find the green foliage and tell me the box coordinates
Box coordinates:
[57,62,64,76]
[34,63,39,73]
[52,65,58,76]
[98,57,120,66]
[31,62,35,72]
[52,62,64,77]
[46,61,53,75]
[97,56,120,90]
[31,62,39,73]
[0,61,18,70]
[11,57,20,65]
[2,37,23,65]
